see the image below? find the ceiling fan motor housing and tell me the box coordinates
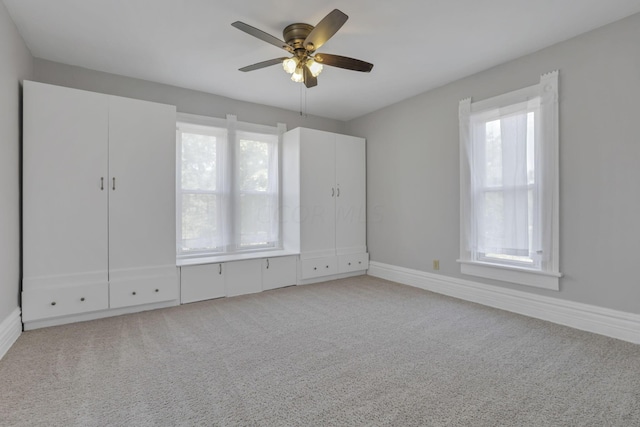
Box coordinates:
[283,23,314,51]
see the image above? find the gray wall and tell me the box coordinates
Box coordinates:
[33,59,346,134]
[346,13,640,314]
[0,2,32,322]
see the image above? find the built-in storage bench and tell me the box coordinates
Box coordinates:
[179,254,298,304]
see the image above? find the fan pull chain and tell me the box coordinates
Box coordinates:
[299,85,308,118]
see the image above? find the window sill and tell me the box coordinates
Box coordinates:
[457,259,561,291]
[177,249,300,267]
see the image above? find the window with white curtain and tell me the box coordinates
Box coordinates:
[176,114,283,258]
[458,71,561,290]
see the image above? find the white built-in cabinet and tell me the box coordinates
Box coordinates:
[180,256,298,304]
[283,127,368,283]
[22,81,178,328]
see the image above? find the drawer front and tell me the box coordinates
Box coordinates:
[22,283,109,322]
[338,253,369,274]
[110,275,178,309]
[300,256,338,279]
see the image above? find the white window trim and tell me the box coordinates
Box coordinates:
[458,71,561,291]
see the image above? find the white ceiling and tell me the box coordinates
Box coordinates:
[4,0,640,121]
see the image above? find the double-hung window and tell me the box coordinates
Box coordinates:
[458,71,561,290]
[176,114,283,259]
[235,130,279,250]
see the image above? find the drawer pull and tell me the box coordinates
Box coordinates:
[132,291,137,296]
[80,297,85,302]
[155,289,159,293]
[348,262,351,266]
[313,267,317,270]
[359,261,362,264]
[51,301,56,306]
[325,265,329,268]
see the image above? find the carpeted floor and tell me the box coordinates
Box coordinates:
[1,275,639,426]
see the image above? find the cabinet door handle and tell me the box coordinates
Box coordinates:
[266,259,270,269]
[80,297,85,302]
[51,301,56,306]
[112,177,116,190]
[331,188,335,197]
[337,187,340,197]
[219,264,222,275]
[100,177,104,190]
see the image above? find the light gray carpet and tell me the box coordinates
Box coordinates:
[1,276,639,426]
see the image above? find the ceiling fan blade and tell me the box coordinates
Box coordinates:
[314,53,374,72]
[303,65,318,88]
[231,21,293,53]
[303,9,348,51]
[239,57,288,72]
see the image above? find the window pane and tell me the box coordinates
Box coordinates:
[485,119,502,187]
[239,193,276,248]
[181,193,219,252]
[481,190,504,251]
[238,138,270,192]
[480,189,534,263]
[181,132,217,191]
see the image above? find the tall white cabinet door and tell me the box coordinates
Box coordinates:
[107,96,177,284]
[299,128,336,258]
[23,81,109,289]
[335,134,366,255]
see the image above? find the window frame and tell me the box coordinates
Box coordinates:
[232,129,280,252]
[458,71,561,290]
[176,122,226,256]
[176,113,285,260]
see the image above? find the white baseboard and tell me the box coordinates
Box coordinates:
[297,270,366,286]
[368,261,640,345]
[23,300,179,331]
[0,308,22,360]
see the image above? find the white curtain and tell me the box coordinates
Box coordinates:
[472,103,536,258]
[233,128,279,250]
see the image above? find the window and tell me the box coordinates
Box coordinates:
[176,114,284,258]
[458,71,561,290]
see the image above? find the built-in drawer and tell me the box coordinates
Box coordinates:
[300,256,338,280]
[338,253,369,274]
[109,275,178,309]
[22,283,109,322]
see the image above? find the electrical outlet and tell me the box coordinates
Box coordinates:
[433,260,440,270]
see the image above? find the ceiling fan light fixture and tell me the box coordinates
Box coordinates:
[307,58,323,77]
[232,9,373,87]
[291,66,304,83]
[282,57,298,74]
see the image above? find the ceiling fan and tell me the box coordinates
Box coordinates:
[231,9,374,88]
